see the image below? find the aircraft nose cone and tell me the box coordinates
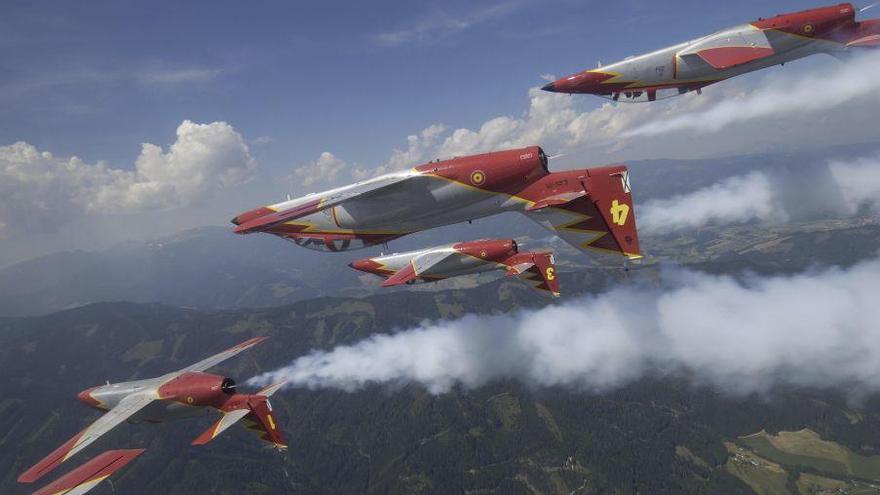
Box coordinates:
[77,387,102,407]
[544,71,615,94]
[348,259,371,273]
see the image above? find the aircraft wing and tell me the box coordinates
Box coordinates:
[679,27,775,70]
[233,172,415,234]
[175,336,268,374]
[31,449,144,495]
[381,250,454,287]
[18,394,155,483]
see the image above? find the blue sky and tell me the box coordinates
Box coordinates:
[1,0,829,166]
[2,0,877,265]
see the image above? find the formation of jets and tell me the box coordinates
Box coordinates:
[17,3,880,493]
[232,146,641,297]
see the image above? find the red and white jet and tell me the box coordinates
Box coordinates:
[233,146,642,262]
[349,239,560,296]
[542,3,880,101]
[18,337,286,487]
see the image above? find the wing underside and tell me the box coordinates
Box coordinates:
[18,394,155,483]
[234,172,416,234]
[382,250,456,287]
[679,26,775,70]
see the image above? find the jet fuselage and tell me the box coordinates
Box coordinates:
[543,3,880,101]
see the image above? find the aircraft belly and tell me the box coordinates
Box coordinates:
[332,176,491,230]
[130,400,209,423]
[419,253,498,279]
[334,190,507,233]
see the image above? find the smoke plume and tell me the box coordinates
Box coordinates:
[622,51,880,137]
[250,255,880,396]
[638,153,880,233]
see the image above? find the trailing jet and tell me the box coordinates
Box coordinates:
[349,239,560,296]
[18,337,286,485]
[542,2,880,102]
[233,146,641,262]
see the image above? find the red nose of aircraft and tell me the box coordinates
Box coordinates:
[542,71,616,94]
[230,206,275,227]
[349,259,382,275]
[77,387,102,408]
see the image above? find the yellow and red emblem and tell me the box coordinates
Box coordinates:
[803,23,815,34]
[470,170,486,186]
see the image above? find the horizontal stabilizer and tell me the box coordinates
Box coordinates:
[31,449,144,495]
[256,381,287,397]
[192,409,250,446]
[847,34,880,47]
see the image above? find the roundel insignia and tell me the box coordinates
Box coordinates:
[186,396,194,404]
[803,24,815,34]
[480,250,487,258]
[470,170,486,186]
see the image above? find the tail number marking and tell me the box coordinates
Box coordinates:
[545,267,555,281]
[610,200,630,226]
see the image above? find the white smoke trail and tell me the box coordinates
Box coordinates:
[638,172,784,233]
[622,51,880,137]
[250,256,880,395]
[829,155,880,214]
[638,153,880,233]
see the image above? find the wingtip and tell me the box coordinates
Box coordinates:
[239,336,269,348]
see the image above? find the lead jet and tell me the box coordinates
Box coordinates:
[18,337,286,485]
[349,239,560,296]
[542,2,880,101]
[232,146,642,262]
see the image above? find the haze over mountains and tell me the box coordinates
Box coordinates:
[3,213,880,494]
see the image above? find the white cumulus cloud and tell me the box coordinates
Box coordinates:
[0,120,255,234]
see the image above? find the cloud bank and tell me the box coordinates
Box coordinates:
[0,120,255,235]
[250,255,880,396]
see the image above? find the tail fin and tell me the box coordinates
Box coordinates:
[524,165,641,260]
[243,396,287,449]
[192,382,287,448]
[504,252,560,297]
